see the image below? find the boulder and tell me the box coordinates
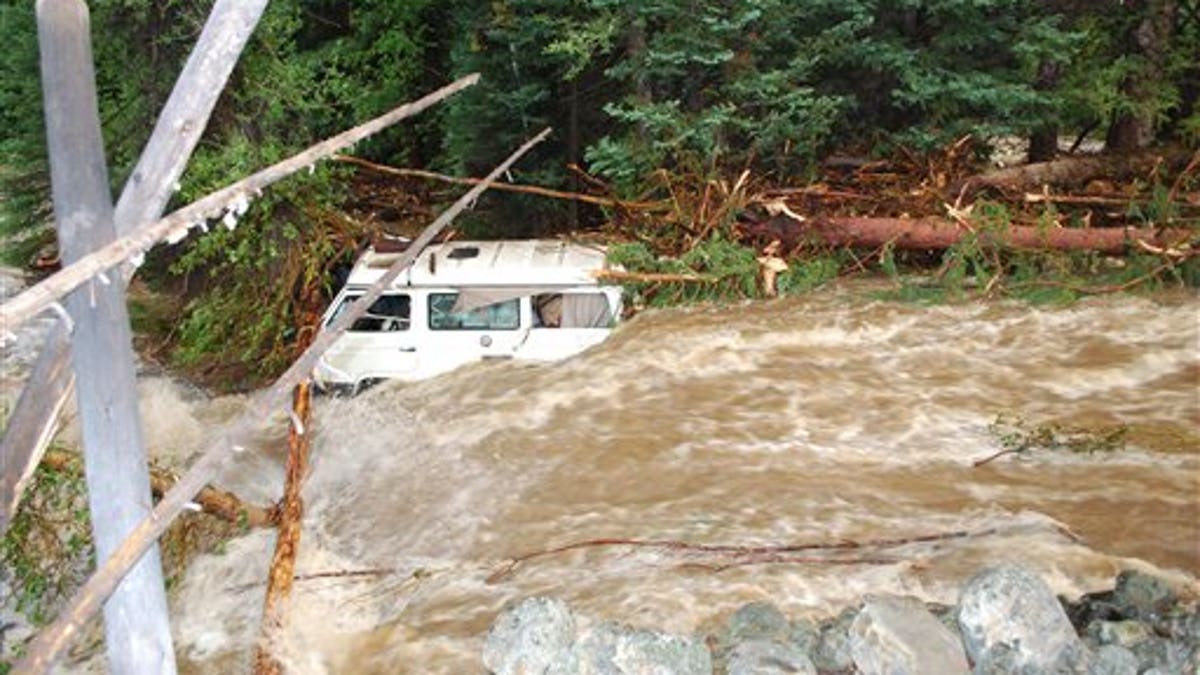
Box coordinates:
[1084,620,1151,649]
[726,602,789,643]
[956,564,1087,673]
[812,606,858,672]
[1130,635,1197,674]
[849,594,970,675]
[1111,570,1176,621]
[1086,645,1138,675]
[786,618,820,658]
[726,638,816,675]
[566,621,712,675]
[483,597,576,675]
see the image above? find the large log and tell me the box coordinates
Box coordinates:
[953,147,1193,198]
[741,216,1196,255]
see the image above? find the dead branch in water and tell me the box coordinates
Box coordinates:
[40,449,275,527]
[486,527,1012,583]
[676,555,898,573]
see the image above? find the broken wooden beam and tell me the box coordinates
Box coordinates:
[38,449,276,528]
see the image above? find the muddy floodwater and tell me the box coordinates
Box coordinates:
[7,274,1198,673]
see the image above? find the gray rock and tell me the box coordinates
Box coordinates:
[1112,570,1176,621]
[786,619,819,657]
[1158,609,1200,643]
[727,602,789,643]
[726,638,816,675]
[483,597,576,675]
[956,564,1087,674]
[849,594,969,675]
[1130,635,1197,674]
[1086,645,1138,675]
[812,607,857,673]
[1084,620,1151,649]
[566,621,712,675]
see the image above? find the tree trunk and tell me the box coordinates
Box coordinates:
[741,215,1193,255]
[1028,61,1062,163]
[1106,0,1178,152]
[953,147,1191,198]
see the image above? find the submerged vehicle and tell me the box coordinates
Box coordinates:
[313,239,623,390]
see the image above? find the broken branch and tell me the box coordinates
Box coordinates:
[334,154,666,211]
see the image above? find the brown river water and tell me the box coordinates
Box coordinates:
[6,275,1199,673]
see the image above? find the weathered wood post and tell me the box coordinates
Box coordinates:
[36,1,176,672]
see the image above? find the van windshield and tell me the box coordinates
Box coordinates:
[329,293,410,332]
[429,293,519,330]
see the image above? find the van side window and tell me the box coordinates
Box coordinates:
[330,293,410,332]
[535,292,612,328]
[429,293,519,330]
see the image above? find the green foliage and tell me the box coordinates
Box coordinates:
[0,452,93,627]
[168,144,354,385]
[777,256,842,295]
[987,414,1128,460]
[607,239,843,307]
[0,3,49,242]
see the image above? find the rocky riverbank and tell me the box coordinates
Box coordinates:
[482,565,1198,674]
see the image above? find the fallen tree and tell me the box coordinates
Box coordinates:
[952,147,1195,198]
[740,215,1195,255]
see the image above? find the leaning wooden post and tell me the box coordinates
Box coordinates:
[253,381,314,675]
[35,1,177,673]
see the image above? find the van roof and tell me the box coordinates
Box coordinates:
[346,239,611,288]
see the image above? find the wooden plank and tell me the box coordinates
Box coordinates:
[0,0,268,534]
[0,74,481,333]
[34,1,176,673]
[14,126,550,675]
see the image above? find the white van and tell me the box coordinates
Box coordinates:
[313,239,622,390]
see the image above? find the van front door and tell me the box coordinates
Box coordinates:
[318,291,420,385]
